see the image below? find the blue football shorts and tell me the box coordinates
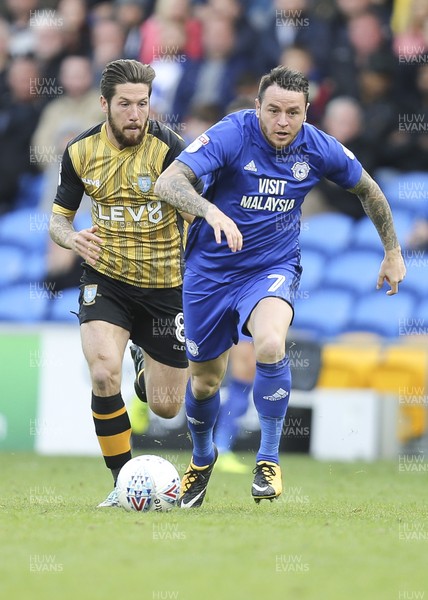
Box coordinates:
[183,264,301,362]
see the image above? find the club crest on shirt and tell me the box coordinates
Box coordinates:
[137,175,152,193]
[291,161,310,181]
[83,284,97,305]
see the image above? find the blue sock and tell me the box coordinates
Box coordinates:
[252,357,291,464]
[214,377,251,453]
[185,379,220,467]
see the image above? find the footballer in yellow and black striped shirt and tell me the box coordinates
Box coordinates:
[49,60,201,504]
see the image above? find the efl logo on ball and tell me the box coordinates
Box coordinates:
[116,455,180,512]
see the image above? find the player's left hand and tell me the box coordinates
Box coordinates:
[376,246,406,295]
[205,204,243,252]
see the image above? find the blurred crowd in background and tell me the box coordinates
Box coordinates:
[0,0,427,293]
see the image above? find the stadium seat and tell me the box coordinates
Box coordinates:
[379,171,428,213]
[323,249,382,295]
[0,246,26,287]
[370,345,428,393]
[0,208,49,253]
[392,208,417,246]
[400,259,428,300]
[351,218,384,254]
[74,210,92,231]
[0,283,48,322]
[351,208,415,253]
[292,288,354,338]
[414,298,428,324]
[299,249,326,293]
[27,254,47,282]
[299,213,353,257]
[0,246,46,287]
[346,291,416,338]
[398,405,428,445]
[373,167,400,193]
[370,344,428,444]
[14,173,44,209]
[318,342,382,388]
[47,287,80,322]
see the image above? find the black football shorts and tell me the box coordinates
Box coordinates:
[78,266,187,368]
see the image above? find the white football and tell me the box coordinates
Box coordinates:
[116,455,180,512]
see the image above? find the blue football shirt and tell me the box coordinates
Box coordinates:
[177,109,363,283]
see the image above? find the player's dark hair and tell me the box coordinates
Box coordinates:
[100,59,156,103]
[257,66,309,104]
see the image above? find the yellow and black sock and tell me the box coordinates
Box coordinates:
[91,392,131,482]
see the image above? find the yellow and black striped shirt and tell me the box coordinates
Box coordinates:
[53,120,193,288]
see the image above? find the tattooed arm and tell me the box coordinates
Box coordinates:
[348,169,406,295]
[155,160,243,252]
[49,212,102,266]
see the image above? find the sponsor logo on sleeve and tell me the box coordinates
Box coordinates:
[340,144,355,160]
[185,133,210,154]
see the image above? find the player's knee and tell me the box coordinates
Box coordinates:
[254,335,285,364]
[191,374,222,400]
[90,361,121,394]
[150,401,181,419]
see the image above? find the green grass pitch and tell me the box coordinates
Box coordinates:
[0,452,427,600]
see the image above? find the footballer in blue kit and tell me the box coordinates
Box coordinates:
[155,66,406,508]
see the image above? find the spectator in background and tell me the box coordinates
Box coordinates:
[32,19,68,92]
[194,0,257,64]
[255,0,331,77]
[233,70,260,101]
[57,0,92,57]
[0,56,43,214]
[356,52,401,168]
[245,0,276,33]
[406,203,428,253]
[173,13,252,121]
[327,8,393,98]
[392,0,428,106]
[411,63,428,162]
[148,19,188,120]
[279,43,332,126]
[115,0,148,59]
[182,102,222,144]
[392,0,428,59]
[333,0,378,19]
[31,55,103,170]
[348,9,393,67]
[90,18,126,84]
[4,0,38,57]
[0,19,11,101]
[311,96,375,219]
[139,0,202,64]
[381,62,428,171]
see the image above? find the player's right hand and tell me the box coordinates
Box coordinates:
[70,225,103,266]
[205,205,243,252]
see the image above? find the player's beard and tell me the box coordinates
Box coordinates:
[259,118,294,149]
[107,107,145,148]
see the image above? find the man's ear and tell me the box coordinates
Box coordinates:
[304,102,310,122]
[255,98,260,118]
[100,95,108,114]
